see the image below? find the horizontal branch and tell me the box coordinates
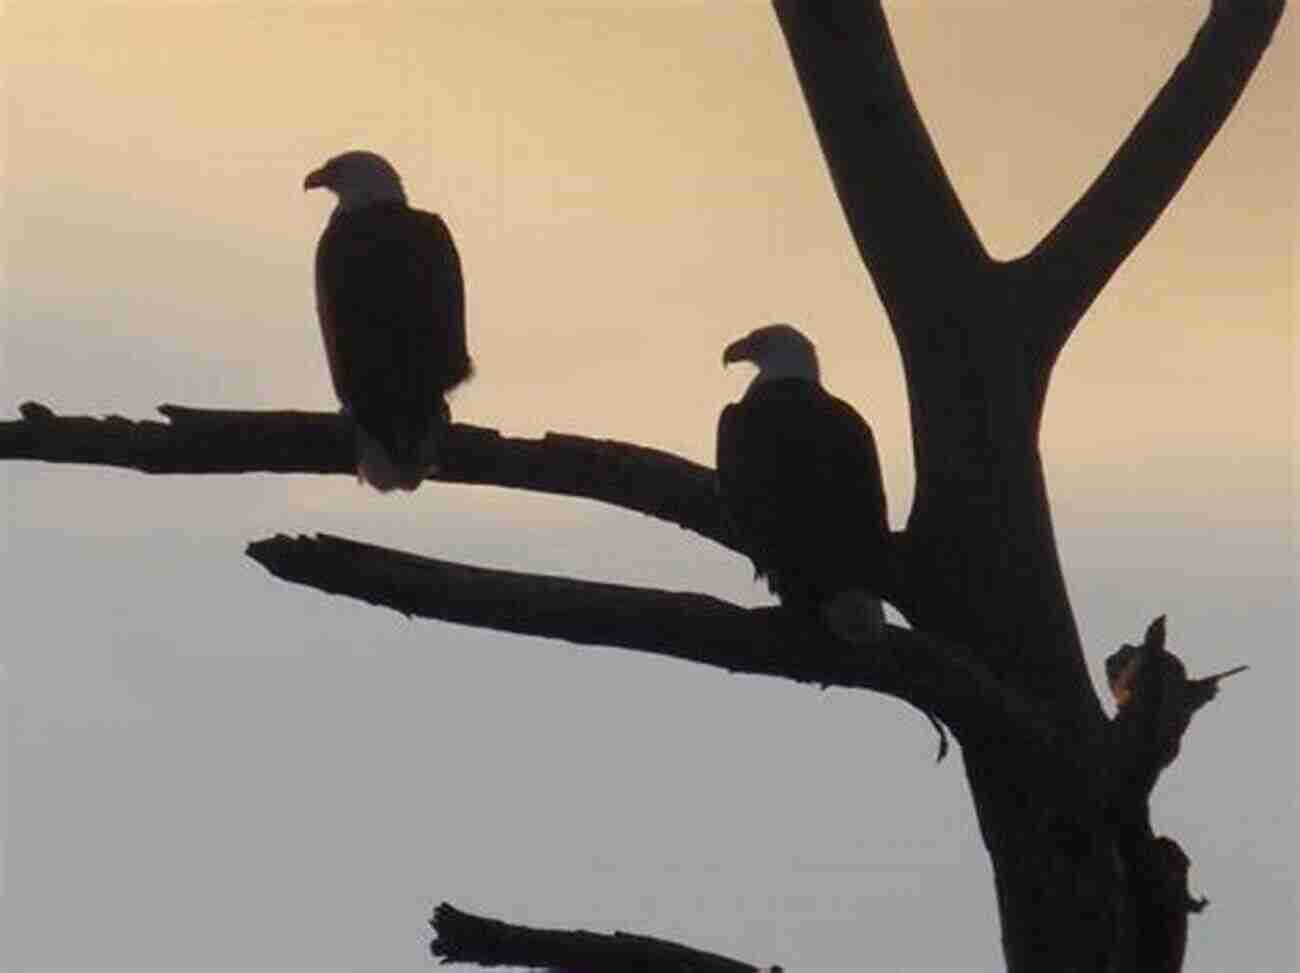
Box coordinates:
[2,401,734,550]
[247,532,1052,752]
[430,901,774,972]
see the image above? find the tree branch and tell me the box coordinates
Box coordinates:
[773,0,991,334]
[429,901,777,972]
[1,401,733,550]
[246,532,1051,752]
[1024,1,1285,360]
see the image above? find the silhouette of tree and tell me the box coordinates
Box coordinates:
[1,3,1284,971]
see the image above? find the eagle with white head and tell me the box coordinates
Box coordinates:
[305,150,471,491]
[716,323,890,642]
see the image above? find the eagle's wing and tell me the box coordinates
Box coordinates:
[822,393,890,583]
[405,209,469,393]
[717,386,821,583]
[717,399,779,579]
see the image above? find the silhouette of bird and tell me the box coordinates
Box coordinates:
[306,150,470,490]
[717,323,889,642]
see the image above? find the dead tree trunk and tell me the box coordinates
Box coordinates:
[0,3,1283,971]
[773,2,1282,970]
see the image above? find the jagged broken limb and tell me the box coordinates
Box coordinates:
[430,901,781,972]
[1104,615,1249,972]
[1106,614,1249,801]
[246,532,1047,756]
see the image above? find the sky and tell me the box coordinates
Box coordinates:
[2,2,1295,971]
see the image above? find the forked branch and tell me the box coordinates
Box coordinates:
[776,0,1285,370]
[247,532,1050,751]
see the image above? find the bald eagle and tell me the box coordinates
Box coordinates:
[717,324,889,642]
[305,150,470,491]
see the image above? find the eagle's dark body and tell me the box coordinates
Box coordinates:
[306,150,470,491]
[717,376,889,617]
[315,200,468,469]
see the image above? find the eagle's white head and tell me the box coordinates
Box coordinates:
[722,323,821,385]
[304,150,407,211]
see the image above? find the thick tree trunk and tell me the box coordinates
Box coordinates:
[773,2,1283,970]
[900,323,1115,971]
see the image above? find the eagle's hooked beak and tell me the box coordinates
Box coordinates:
[303,167,328,191]
[722,335,754,367]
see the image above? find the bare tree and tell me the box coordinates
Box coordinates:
[1,3,1284,971]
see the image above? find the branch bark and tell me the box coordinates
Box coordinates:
[5,402,937,611]
[246,532,1051,753]
[430,901,776,972]
[2,401,732,550]
[773,0,990,335]
[1022,1,1285,360]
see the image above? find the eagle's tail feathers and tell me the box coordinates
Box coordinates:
[355,423,438,492]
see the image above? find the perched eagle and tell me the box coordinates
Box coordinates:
[305,150,470,491]
[717,324,890,642]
